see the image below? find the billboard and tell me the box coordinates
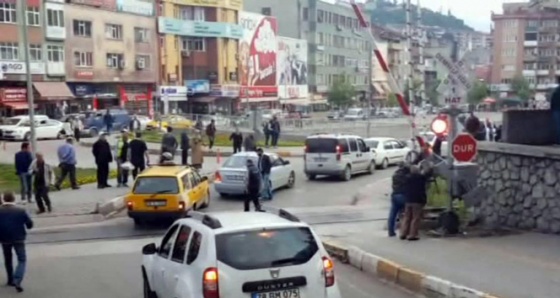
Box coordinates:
[238,11,278,99]
[277,36,308,100]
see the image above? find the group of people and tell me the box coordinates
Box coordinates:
[243,148,274,212]
[262,116,281,148]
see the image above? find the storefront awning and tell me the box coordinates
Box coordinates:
[190,97,216,103]
[33,82,75,100]
[2,102,37,110]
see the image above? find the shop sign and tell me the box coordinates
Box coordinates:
[0,88,27,102]
[159,86,188,97]
[158,18,243,39]
[73,84,93,97]
[185,80,210,94]
[240,86,277,98]
[116,0,154,16]
[210,84,240,97]
[0,61,45,75]
[75,70,94,79]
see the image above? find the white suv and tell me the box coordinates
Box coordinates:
[304,134,375,181]
[141,208,342,298]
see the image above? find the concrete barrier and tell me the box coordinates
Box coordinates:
[322,241,501,298]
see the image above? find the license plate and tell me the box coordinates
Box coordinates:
[314,157,327,162]
[145,200,166,207]
[252,289,300,298]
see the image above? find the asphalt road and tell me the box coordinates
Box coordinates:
[0,237,414,298]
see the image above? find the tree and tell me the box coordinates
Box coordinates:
[467,80,489,104]
[327,77,356,108]
[511,75,533,102]
[387,94,398,107]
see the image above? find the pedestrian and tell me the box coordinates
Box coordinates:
[180,130,190,165]
[115,130,130,187]
[270,116,281,148]
[244,134,256,152]
[205,119,216,150]
[195,119,203,131]
[129,132,149,180]
[262,121,271,148]
[55,137,79,190]
[103,109,114,135]
[92,133,113,189]
[72,116,83,142]
[256,148,273,201]
[229,128,243,153]
[160,126,178,160]
[244,159,263,212]
[0,191,33,293]
[400,165,428,241]
[129,115,141,132]
[465,111,483,141]
[191,131,204,170]
[28,153,55,214]
[495,124,502,142]
[14,142,33,204]
[388,163,409,237]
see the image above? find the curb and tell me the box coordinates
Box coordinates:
[322,241,500,298]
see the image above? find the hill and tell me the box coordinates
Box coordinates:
[366,0,474,32]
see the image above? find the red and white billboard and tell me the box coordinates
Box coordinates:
[277,36,308,100]
[239,11,278,101]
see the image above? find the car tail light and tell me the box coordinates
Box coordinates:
[214,171,222,183]
[126,201,133,211]
[322,256,335,287]
[335,145,342,161]
[178,201,185,210]
[203,267,219,298]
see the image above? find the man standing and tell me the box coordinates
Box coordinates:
[205,119,216,150]
[14,143,33,203]
[129,132,149,179]
[257,148,273,201]
[115,130,130,187]
[0,191,33,292]
[400,165,428,241]
[92,133,113,188]
[55,137,79,190]
[129,115,141,132]
[72,116,83,142]
[161,126,178,160]
[28,153,55,214]
[229,128,243,153]
[244,159,263,212]
[103,110,114,135]
[180,130,189,165]
[387,163,409,237]
[270,116,281,148]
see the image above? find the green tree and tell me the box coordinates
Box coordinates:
[387,94,398,107]
[511,75,533,101]
[327,77,356,108]
[467,80,489,104]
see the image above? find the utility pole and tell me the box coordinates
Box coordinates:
[404,0,416,148]
[20,0,37,156]
[367,41,373,137]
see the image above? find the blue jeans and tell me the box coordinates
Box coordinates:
[261,173,273,200]
[19,173,32,202]
[2,243,27,286]
[553,111,560,144]
[388,193,406,236]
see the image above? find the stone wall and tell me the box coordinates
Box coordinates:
[475,142,560,234]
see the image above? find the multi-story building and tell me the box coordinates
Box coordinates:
[243,0,372,103]
[158,0,242,114]
[370,23,405,104]
[64,0,158,114]
[0,0,73,117]
[491,1,560,96]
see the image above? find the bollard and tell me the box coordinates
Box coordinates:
[216,148,221,164]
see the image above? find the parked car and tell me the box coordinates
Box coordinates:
[214,152,295,197]
[364,137,411,169]
[141,208,342,298]
[343,108,367,121]
[135,115,152,131]
[146,115,193,131]
[0,115,72,141]
[83,109,131,136]
[327,110,343,120]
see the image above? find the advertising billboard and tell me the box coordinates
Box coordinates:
[238,11,278,100]
[277,36,308,100]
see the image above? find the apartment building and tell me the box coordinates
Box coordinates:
[243,0,372,103]
[0,0,72,117]
[370,23,405,103]
[64,0,158,114]
[491,1,560,96]
[158,0,242,114]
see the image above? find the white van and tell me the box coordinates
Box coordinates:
[304,134,375,181]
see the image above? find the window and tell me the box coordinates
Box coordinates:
[215,227,319,270]
[47,45,64,62]
[47,9,64,27]
[357,139,367,152]
[181,37,205,52]
[0,42,18,60]
[133,176,178,193]
[135,54,150,69]
[261,7,271,16]
[178,6,205,21]
[304,138,338,153]
[0,3,16,23]
[73,20,92,37]
[317,10,324,23]
[26,7,40,26]
[134,27,149,43]
[171,226,191,263]
[302,7,308,21]
[348,138,358,152]
[383,141,393,150]
[105,24,123,40]
[158,225,179,259]
[186,231,202,264]
[29,44,42,61]
[74,51,93,67]
[222,155,258,168]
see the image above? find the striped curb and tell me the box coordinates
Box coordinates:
[323,240,501,298]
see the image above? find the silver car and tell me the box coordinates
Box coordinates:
[214,152,296,197]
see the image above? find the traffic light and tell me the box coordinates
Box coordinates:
[430,114,449,138]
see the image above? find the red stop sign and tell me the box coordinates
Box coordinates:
[451,134,478,162]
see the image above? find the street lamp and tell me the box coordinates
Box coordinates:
[19,0,37,156]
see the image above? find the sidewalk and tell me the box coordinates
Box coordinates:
[318,180,560,298]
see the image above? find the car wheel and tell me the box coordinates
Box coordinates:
[306,174,316,180]
[381,158,389,169]
[200,190,210,209]
[367,161,375,174]
[286,171,295,188]
[24,132,31,141]
[341,166,351,181]
[142,269,157,298]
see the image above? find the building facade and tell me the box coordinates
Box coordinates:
[158,0,242,114]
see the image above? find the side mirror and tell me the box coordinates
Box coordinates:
[365,146,370,152]
[142,243,157,255]
[283,160,290,165]
[201,176,208,182]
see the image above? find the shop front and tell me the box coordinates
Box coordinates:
[0,88,37,117]
[33,82,75,119]
[156,85,188,115]
[186,80,213,114]
[120,86,154,118]
[239,86,279,110]
[210,84,240,115]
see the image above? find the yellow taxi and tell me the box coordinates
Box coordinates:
[146,115,193,131]
[125,164,211,225]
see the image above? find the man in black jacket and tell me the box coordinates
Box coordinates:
[0,192,33,292]
[229,129,243,153]
[388,163,409,237]
[400,165,428,241]
[129,132,149,179]
[180,131,189,165]
[244,159,263,212]
[257,148,273,200]
[92,133,113,189]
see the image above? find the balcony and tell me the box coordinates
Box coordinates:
[524,40,538,47]
[523,54,537,61]
[47,62,65,76]
[536,84,548,90]
[44,3,65,40]
[522,69,536,76]
[555,70,560,75]
[537,69,550,75]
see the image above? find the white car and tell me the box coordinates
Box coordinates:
[214,152,295,196]
[364,137,411,169]
[135,115,152,131]
[0,116,71,141]
[141,208,342,298]
[343,108,366,121]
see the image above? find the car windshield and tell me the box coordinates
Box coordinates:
[222,156,257,169]
[215,227,319,270]
[305,138,338,153]
[365,140,379,148]
[347,109,360,115]
[133,177,179,194]
[6,118,21,125]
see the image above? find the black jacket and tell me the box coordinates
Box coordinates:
[246,163,261,193]
[180,132,189,150]
[161,133,178,154]
[258,154,272,175]
[404,173,428,205]
[230,132,243,146]
[392,166,409,194]
[92,139,113,164]
[0,205,33,243]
